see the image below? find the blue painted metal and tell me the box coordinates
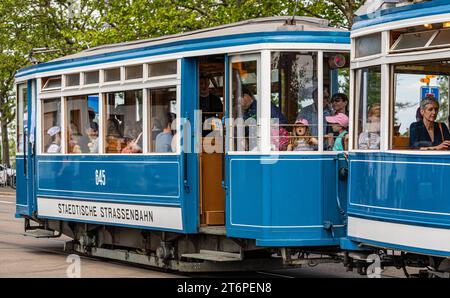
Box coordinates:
[225,155,346,247]
[348,152,450,230]
[16,31,350,78]
[180,57,200,233]
[353,0,450,31]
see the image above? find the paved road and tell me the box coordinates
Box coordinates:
[0,189,412,278]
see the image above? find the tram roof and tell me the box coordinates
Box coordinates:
[16,16,349,79]
[353,0,450,31]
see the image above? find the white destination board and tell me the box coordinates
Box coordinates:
[37,197,183,230]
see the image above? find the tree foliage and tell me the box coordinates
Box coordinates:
[0,0,363,166]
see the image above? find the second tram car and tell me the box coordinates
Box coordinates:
[15,17,351,271]
[347,0,450,276]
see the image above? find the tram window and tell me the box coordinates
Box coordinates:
[429,29,450,47]
[66,95,99,154]
[270,52,317,152]
[148,61,177,77]
[84,71,99,85]
[42,98,62,154]
[230,58,259,152]
[104,90,143,154]
[148,87,177,153]
[104,68,121,82]
[355,33,382,58]
[391,62,450,150]
[42,76,62,91]
[391,30,436,52]
[354,66,381,150]
[324,52,350,151]
[125,65,143,80]
[17,84,28,154]
[65,73,80,87]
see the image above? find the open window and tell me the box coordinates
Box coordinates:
[391,61,450,150]
[42,76,62,91]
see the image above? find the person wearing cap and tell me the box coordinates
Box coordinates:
[46,126,61,154]
[325,113,349,151]
[409,96,450,150]
[287,118,318,151]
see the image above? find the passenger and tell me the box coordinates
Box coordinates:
[358,104,381,150]
[86,122,99,153]
[200,74,223,137]
[151,117,163,141]
[122,132,143,154]
[106,118,123,153]
[46,126,61,154]
[331,93,349,115]
[297,86,331,137]
[155,113,174,153]
[68,122,82,153]
[287,118,318,151]
[325,113,349,151]
[409,96,450,150]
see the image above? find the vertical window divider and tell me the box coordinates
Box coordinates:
[349,68,355,150]
[80,72,85,88]
[98,92,104,154]
[36,80,42,155]
[120,66,125,85]
[143,88,149,154]
[61,96,67,154]
[176,83,182,154]
[260,50,271,154]
[143,64,149,83]
[318,51,324,152]
[380,64,390,151]
[99,69,105,87]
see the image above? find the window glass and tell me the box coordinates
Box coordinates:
[84,71,99,85]
[42,76,62,90]
[230,57,259,152]
[66,73,80,87]
[430,29,450,47]
[17,84,28,154]
[148,87,177,153]
[148,61,177,77]
[392,30,436,51]
[324,52,350,151]
[42,98,62,154]
[270,52,317,151]
[105,90,143,154]
[355,33,382,58]
[104,68,121,82]
[66,95,99,154]
[355,66,381,150]
[125,65,143,80]
[391,62,450,150]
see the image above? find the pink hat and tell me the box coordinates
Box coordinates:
[295,118,309,126]
[326,113,349,127]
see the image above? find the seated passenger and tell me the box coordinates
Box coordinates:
[325,113,349,151]
[287,118,318,151]
[155,113,174,153]
[358,104,381,150]
[409,96,450,150]
[86,122,99,153]
[106,118,124,153]
[46,126,61,154]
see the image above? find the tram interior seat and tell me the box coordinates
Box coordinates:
[392,136,410,150]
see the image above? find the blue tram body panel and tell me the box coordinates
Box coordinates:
[226,155,347,247]
[348,152,450,256]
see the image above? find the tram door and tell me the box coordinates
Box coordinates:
[16,82,32,216]
[198,55,226,226]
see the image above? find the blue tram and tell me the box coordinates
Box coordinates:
[346,0,450,276]
[15,17,351,271]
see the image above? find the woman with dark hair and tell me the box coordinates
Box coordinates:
[331,93,349,115]
[409,96,450,150]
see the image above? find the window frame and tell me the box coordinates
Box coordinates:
[228,52,262,154]
[16,83,28,155]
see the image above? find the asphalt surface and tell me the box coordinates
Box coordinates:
[0,188,412,278]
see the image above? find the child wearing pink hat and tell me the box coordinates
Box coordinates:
[325,113,349,151]
[287,118,318,151]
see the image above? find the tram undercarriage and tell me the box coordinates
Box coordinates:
[23,217,347,272]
